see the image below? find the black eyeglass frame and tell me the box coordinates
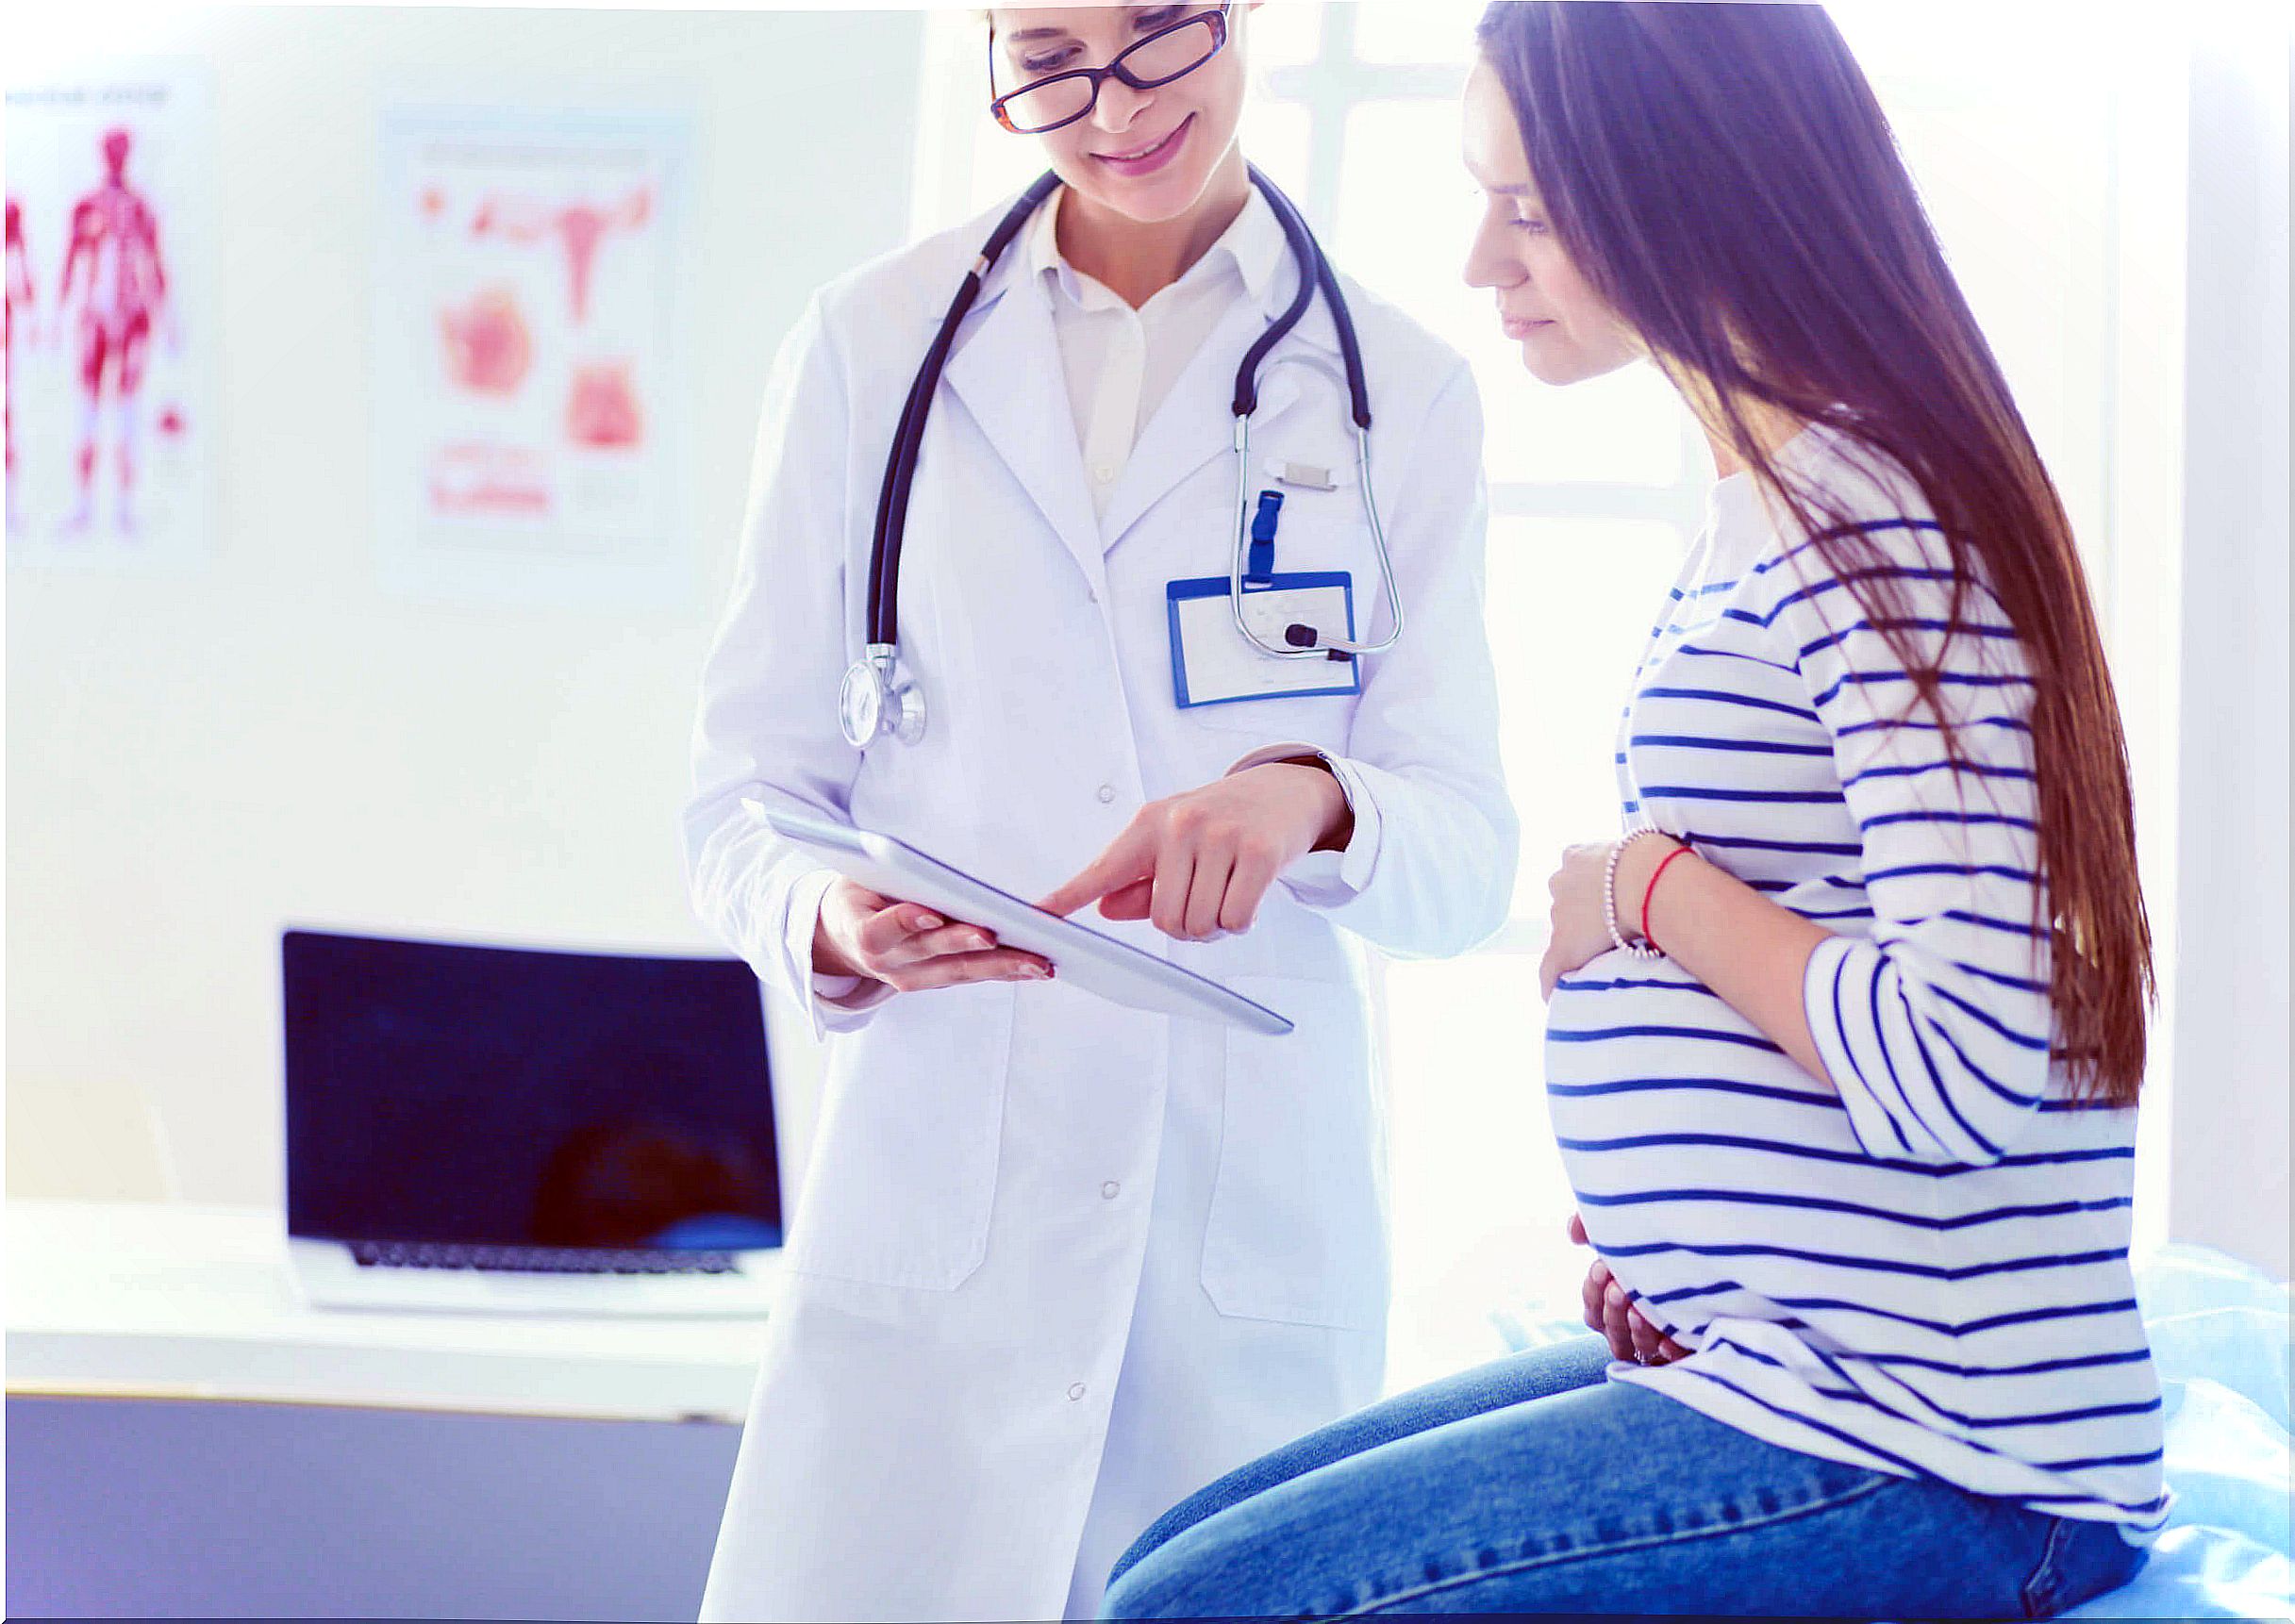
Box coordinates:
[988,6,1233,136]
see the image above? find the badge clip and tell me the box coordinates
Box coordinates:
[1246,489,1284,587]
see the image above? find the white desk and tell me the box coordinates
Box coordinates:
[6,1198,772,1422]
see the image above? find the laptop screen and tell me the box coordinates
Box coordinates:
[283,930,780,1251]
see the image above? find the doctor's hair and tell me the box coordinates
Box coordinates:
[1475,0,2152,1104]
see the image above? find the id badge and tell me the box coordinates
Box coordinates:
[1167,571,1364,709]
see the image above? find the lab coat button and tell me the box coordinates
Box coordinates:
[1100,1181,1121,1200]
[1067,1382,1088,1401]
[1093,464,1116,484]
[1096,785,1117,804]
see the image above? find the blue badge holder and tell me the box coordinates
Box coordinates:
[1166,571,1363,709]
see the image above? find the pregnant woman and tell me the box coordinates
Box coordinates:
[1099,3,2162,1616]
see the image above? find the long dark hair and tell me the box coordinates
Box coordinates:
[1475,1,2151,1102]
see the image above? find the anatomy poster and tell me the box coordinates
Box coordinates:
[375,108,690,605]
[4,63,215,571]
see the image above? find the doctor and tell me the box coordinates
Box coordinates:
[684,6,1515,1618]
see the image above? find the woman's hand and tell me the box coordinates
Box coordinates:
[1539,840,1624,1000]
[813,878,1052,992]
[1037,762,1351,941]
[1539,836,1688,999]
[1569,1212,1690,1366]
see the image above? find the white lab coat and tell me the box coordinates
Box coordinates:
[683,192,1516,1623]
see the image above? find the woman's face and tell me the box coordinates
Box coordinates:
[1460,59,1642,386]
[989,4,1250,224]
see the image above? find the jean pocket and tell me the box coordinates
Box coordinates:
[783,981,1015,1291]
[1200,974,1389,1331]
[2019,1514,2144,1619]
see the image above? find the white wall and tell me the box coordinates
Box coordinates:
[9,5,2288,1284]
[2167,25,2292,1279]
[5,5,921,1207]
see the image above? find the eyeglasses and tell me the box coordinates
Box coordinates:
[989,6,1231,137]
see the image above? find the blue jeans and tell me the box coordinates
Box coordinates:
[1102,1336,2142,1619]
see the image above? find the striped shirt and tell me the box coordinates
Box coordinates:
[1546,423,2167,1537]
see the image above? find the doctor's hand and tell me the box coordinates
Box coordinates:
[1035,762,1351,942]
[812,878,1053,992]
[1570,1212,1690,1367]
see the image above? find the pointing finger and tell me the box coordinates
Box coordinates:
[1038,822,1156,919]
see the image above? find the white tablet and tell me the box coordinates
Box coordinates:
[746,804,1294,1036]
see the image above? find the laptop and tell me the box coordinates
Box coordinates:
[282,929,781,1317]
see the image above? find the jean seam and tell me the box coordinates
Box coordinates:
[2018,1514,2073,1618]
[1331,1469,1901,1617]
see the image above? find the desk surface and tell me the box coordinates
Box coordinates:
[6,1199,770,1421]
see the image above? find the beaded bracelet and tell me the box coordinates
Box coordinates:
[1604,829,1670,961]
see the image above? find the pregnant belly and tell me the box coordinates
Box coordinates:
[1543,953,1888,1340]
[1542,946,1811,1106]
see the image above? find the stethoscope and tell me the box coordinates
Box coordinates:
[840,165,1404,750]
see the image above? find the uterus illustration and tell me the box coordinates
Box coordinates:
[437,286,533,396]
[432,181,653,452]
[469,185,651,328]
[566,359,642,449]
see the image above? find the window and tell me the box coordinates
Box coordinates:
[913,2,2179,1394]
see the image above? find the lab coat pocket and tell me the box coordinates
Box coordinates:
[1201,974,1389,1331]
[784,981,1015,1292]
[1188,686,1361,759]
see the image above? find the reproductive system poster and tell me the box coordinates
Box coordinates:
[374,108,691,606]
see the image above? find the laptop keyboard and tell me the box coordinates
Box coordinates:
[347,1240,740,1275]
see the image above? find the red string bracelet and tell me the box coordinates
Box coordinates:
[1640,844,1694,955]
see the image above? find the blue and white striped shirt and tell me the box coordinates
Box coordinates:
[1546,424,2166,1537]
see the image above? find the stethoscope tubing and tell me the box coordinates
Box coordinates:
[857,164,1398,721]
[1237,167,1371,429]
[1223,168,1399,659]
[870,170,1062,650]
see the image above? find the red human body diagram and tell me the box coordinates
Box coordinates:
[4,197,32,352]
[55,127,175,533]
[5,196,35,524]
[9,69,213,563]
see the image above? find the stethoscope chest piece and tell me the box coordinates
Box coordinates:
[840,644,925,748]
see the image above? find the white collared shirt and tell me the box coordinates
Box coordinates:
[1024,184,1286,519]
